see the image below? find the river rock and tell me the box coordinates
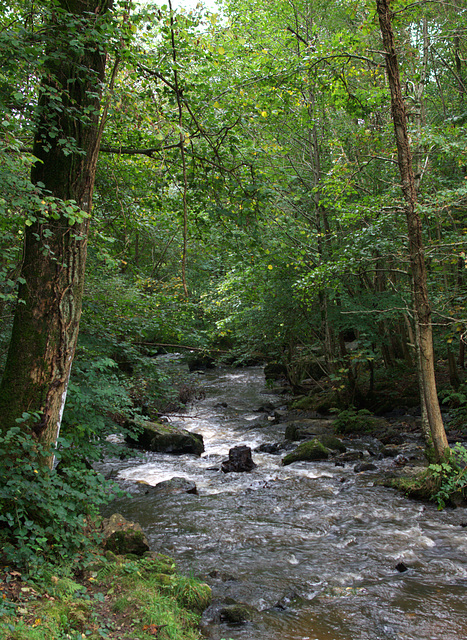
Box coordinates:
[335,450,364,462]
[145,477,198,496]
[354,462,378,473]
[282,439,329,465]
[202,601,255,626]
[102,513,150,556]
[284,419,334,441]
[125,419,204,456]
[221,445,257,472]
[256,442,283,454]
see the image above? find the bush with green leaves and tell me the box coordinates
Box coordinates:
[0,427,119,572]
[428,443,467,509]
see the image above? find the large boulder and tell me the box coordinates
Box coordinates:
[102,513,150,556]
[125,420,204,456]
[221,445,257,473]
[145,477,198,496]
[282,439,329,465]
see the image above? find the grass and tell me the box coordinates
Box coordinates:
[0,553,211,640]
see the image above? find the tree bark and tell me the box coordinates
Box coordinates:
[0,0,112,465]
[376,0,449,459]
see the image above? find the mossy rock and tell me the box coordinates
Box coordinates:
[318,434,346,453]
[284,419,334,441]
[125,419,204,456]
[102,514,150,557]
[219,603,254,624]
[333,409,388,436]
[282,439,329,465]
[289,395,318,411]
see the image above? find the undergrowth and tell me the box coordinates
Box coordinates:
[0,428,120,572]
[0,552,211,640]
[389,443,467,509]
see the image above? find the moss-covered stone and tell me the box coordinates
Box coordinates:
[219,603,253,624]
[333,408,388,436]
[284,418,333,441]
[289,395,317,411]
[318,434,346,452]
[282,439,329,465]
[102,514,150,556]
[125,420,204,456]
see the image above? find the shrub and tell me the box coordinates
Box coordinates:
[428,443,467,509]
[0,427,118,571]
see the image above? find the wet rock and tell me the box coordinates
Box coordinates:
[272,409,289,423]
[319,434,346,453]
[102,514,150,556]
[282,439,329,465]
[272,590,299,611]
[256,442,283,454]
[336,450,364,462]
[354,462,378,473]
[381,445,400,458]
[380,429,405,445]
[255,401,276,413]
[125,419,204,456]
[284,418,334,441]
[201,600,255,627]
[208,570,238,582]
[146,477,198,496]
[221,445,257,473]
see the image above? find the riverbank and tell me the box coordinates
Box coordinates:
[0,549,211,640]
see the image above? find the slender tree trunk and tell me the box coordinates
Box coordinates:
[0,0,112,465]
[376,0,449,459]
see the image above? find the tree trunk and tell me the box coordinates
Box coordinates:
[376,0,449,460]
[0,0,112,465]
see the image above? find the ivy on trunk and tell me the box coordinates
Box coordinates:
[0,0,112,465]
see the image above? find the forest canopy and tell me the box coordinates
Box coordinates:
[0,0,467,565]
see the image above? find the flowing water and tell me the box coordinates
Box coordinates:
[100,357,467,640]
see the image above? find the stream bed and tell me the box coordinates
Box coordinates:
[99,358,467,640]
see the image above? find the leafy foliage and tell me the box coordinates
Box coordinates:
[428,444,467,509]
[0,428,118,571]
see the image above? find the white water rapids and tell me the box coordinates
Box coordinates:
[99,358,467,640]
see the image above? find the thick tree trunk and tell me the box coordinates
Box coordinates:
[0,0,111,464]
[376,0,449,459]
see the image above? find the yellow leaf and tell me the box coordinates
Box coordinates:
[213,101,220,108]
[268,265,273,270]
[218,46,225,55]
[261,110,268,117]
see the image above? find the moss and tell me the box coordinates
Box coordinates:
[318,435,346,452]
[1,553,211,640]
[333,408,386,435]
[104,529,149,556]
[219,603,253,624]
[282,439,329,465]
[289,396,317,411]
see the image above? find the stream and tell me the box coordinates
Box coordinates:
[99,356,467,640]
